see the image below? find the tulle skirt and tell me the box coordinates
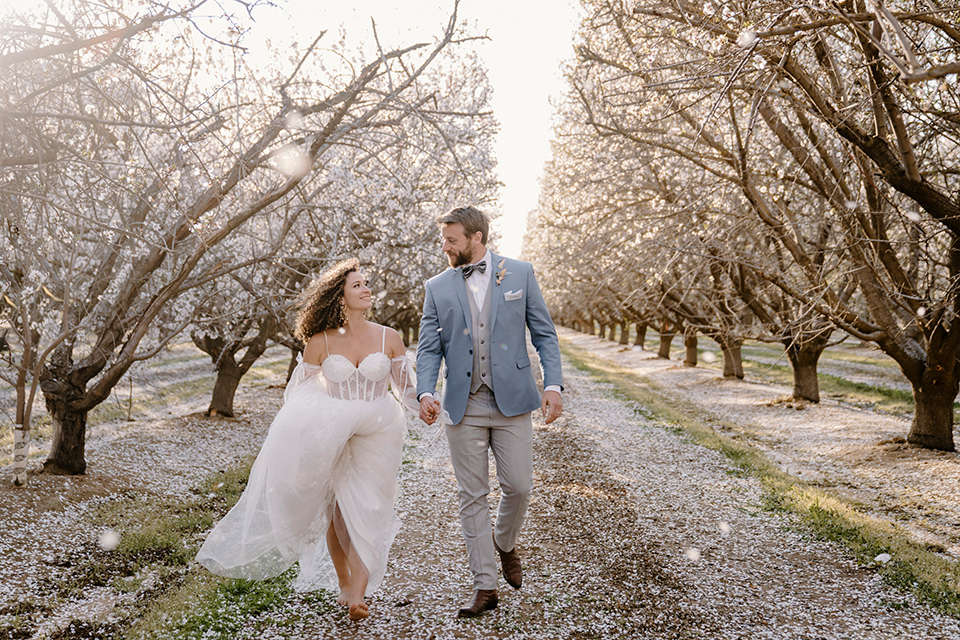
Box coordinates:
[195,381,405,593]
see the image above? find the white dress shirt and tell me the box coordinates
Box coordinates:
[465,248,493,310]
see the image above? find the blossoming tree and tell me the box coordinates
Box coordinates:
[0,0,488,475]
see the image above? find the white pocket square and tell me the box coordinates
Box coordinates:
[504,289,523,301]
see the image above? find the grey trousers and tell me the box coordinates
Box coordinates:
[445,385,533,590]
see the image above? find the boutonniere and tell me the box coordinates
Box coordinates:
[495,259,507,285]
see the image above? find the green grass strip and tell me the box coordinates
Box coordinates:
[560,340,960,619]
[115,457,334,640]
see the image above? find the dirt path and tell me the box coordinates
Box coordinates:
[149,352,958,639]
[3,341,959,638]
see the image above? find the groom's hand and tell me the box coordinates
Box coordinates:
[419,396,441,425]
[542,390,562,424]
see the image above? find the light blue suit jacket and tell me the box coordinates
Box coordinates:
[416,252,563,425]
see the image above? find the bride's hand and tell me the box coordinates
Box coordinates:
[419,396,441,425]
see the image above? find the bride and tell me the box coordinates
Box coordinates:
[195,258,423,621]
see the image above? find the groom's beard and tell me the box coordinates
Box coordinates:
[446,249,472,268]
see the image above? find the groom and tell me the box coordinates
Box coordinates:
[417,206,563,618]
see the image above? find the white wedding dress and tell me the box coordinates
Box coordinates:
[195,328,419,594]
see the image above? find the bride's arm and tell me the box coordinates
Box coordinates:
[390,354,451,424]
[385,327,449,421]
[382,327,420,414]
[389,354,423,415]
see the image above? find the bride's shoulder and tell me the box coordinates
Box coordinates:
[302,332,327,365]
[372,324,406,358]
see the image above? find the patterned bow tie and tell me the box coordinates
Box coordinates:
[461,260,486,279]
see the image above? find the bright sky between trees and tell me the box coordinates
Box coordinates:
[1,0,581,258]
[260,0,582,258]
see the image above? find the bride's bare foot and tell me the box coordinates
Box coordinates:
[348,601,369,621]
[337,589,349,607]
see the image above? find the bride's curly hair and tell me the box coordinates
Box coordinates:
[294,258,360,343]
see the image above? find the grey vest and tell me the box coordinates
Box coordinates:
[466,280,494,394]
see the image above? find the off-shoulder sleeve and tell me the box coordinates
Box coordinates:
[283,353,307,403]
[390,354,423,415]
[391,355,451,425]
[283,353,327,404]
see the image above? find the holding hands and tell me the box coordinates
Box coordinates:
[421,392,561,425]
[419,395,442,425]
[421,392,560,425]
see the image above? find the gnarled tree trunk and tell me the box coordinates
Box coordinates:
[657,325,675,359]
[683,333,698,367]
[783,332,831,402]
[907,354,958,451]
[618,320,630,345]
[41,380,88,475]
[717,336,744,379]
[196,316,279,418]
[635,322,647,348]
[208,359,244,417]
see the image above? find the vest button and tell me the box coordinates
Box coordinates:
[480,340,485,344]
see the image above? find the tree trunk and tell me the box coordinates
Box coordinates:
[42,387,88,475]
[657,328,674,359]
[286,347,299,384]
[208,360,244,417]
[196,317,278,418]
[683,334,698,367]
[719,339,744,379]
[908,366,958,451]
[784,339,827,402]
[635,323,647,348]
[598,323,607,339]
[619,321,630,345]
[581,317,593,335]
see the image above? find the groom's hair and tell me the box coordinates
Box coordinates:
[437,206,489,245]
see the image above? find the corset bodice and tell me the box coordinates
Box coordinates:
[320,353,392,401]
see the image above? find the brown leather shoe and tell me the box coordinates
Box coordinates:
[494,539,523,589]
[457,589,498,618]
